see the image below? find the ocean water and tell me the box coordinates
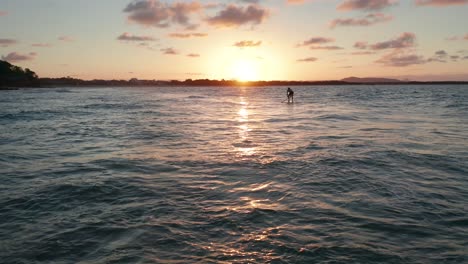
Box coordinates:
[0,85,467,263]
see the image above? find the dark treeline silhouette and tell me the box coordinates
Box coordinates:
[2,60,467,89]
[0,60,40,88]
[39,78,468,87]
[39,77,353,87]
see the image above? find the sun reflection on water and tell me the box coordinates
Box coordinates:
[235,96,256,157]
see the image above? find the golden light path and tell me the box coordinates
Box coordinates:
[236,95,256,157]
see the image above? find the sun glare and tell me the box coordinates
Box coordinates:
[232,60,258,82]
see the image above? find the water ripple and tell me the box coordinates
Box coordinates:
[1,85,467,263]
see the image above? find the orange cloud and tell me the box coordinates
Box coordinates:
[351,51,376,55]
[298,37,335,46]
[124,0,202,29]
[206,4,269,27]
[354,41,368,49]
[446,36,459,40]
[0,38,17,47]
[233,40,262,47]
[376,50,426,66]
[330,13,392,28]
[2,52,37,62]
[31,43,52,47]
[297,57,318,62]
[117,32,157,41]
[337,0,397,11]
[297,36,342,50]
[58,36,74,42]
[161,47,179,55]
[370,32,416,50]
[287,0,306,4]
[168,33,208,38]
[446,33,468,41]
[427,50,448,62]
[415,0,468,6]
[309,45,344,50]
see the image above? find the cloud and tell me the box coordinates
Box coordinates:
[427,50,448,62]
[117,32,157,41]
[161,47,179,55]
[298,37,335,46]
[0,11,7,16]
[2,52,37,62]
[337,0,397,11]
[0,38,17,47]
[124,0,202,29]
[351,51,376,55]
[426,50,464,62]
[58,36,74,42]
[354,41,368,49]
[297,57,318,62]
[171,2,203,28]
[287,0,306,4]
[415,0,468,6]
[31,43,52,47]
[297,36,342,50]
[330,13,392,28]
[168,32,207,38]
[376,50,426,66]
[309,45,344,50]
[187,53,200,57]
[446,33,468,41]
[204,3,220,9]
[435,50,448,56]
[446,36,459,41]
[206,4,269,28]
[240,0,260,3]
[233,40,262,47]
[370,32,416,50]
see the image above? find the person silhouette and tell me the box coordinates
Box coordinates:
[287,87,294,103]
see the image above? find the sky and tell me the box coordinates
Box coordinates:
[1,0,467,81]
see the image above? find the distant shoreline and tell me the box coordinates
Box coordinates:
[3,78,468,90]
[31,78,468,88]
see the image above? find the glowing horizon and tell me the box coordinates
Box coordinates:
[1,0,467,81]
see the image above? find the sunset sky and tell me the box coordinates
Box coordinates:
[1,0,467,81]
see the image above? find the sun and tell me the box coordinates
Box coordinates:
[232,59,258,82]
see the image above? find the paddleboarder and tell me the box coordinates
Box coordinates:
[287,87,294,103]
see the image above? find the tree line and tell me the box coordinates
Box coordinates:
[0,60,39,88]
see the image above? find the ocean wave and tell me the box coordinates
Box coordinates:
[1,85,467,263]
[315,113,360,121]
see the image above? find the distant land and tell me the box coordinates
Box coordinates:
[1,60,468,89]
[341,77,402,83]
[0,60,40,88]
[34,76,468,88]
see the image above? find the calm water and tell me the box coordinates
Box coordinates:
[1,85,467,263]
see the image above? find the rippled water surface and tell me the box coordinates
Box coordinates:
[1,85,467,263]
